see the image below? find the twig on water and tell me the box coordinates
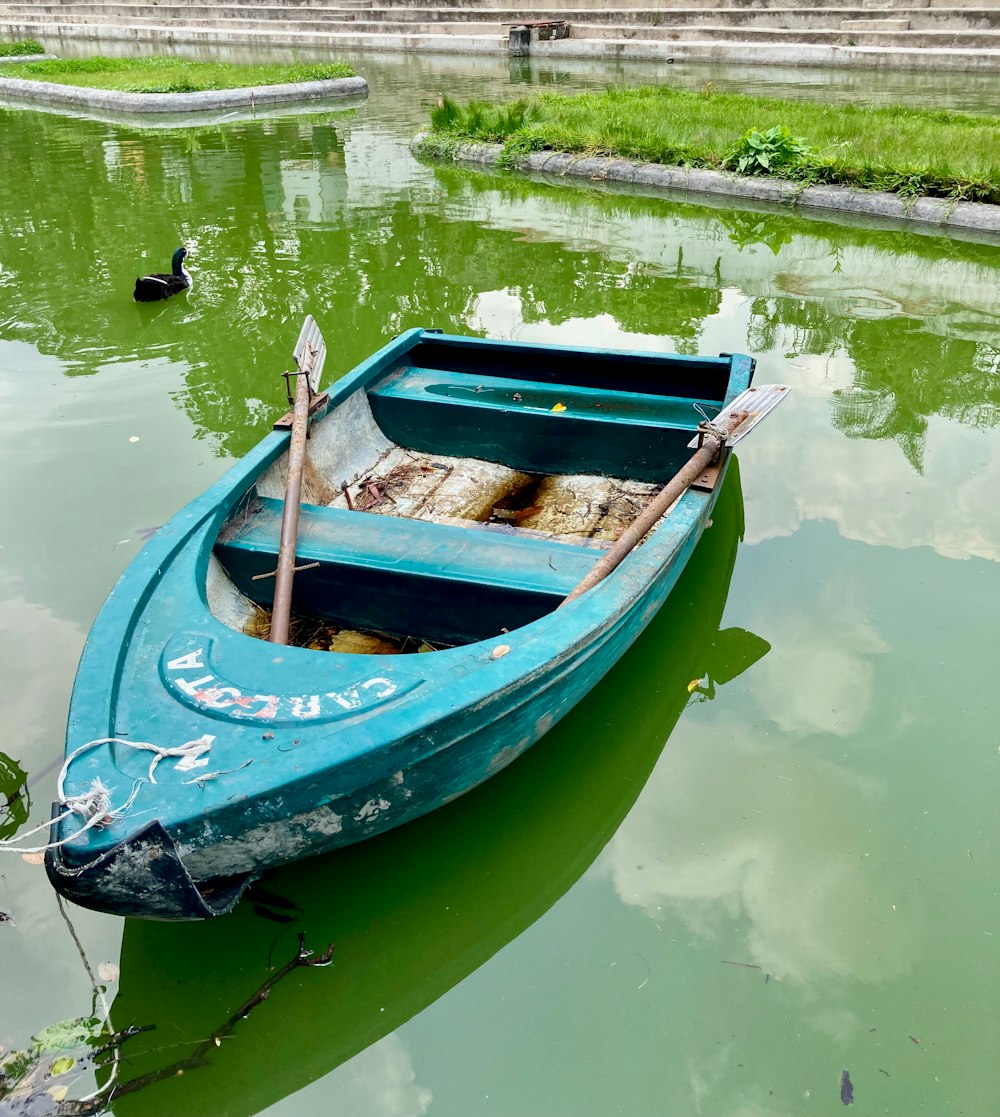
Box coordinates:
[62,934,334,1112]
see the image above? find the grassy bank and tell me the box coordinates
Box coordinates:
[0,56,355,93]
[0,39,44,57]
[424,86,1000,205]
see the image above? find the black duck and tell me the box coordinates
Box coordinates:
[134,247,191,302]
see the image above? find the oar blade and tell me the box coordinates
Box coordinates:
[294,315,327,395]
[687,384,790,449]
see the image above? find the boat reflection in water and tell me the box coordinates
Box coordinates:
[109,462,768,1117]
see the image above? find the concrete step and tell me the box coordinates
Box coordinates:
[841,16,911,26]
[534,34,1000,65]
[7,11,997,47]
[0,17,511,42]
[4,0,999,67]
[0,10,507,30]
[5,0,999,9]
[3,2,999,28]
[0,0,915,9]
[3,16,998,67]
[571,20,1000,43]
[78,0,992,6]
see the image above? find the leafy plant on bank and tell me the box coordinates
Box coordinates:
[723,125,814,176]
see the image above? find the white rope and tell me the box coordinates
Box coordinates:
[56,735,214,797]
[0,734,214,855]
[693,403,731,444]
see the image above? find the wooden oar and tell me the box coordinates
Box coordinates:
[269,318,327,645]
[269,369,312,645]
[561,385,788,606]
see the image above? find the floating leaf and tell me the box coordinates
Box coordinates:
[32,1016,98,1052]
[49,1056,75,1075]
[47,1084,70,1102]
[21,851,44,865]
[551,402,567,412]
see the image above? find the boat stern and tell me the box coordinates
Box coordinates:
[45,810,253,920]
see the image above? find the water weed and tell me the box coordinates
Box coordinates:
[0,39,43,56]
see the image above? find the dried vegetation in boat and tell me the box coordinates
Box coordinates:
[326,448,659,545]
[245,606,451,655]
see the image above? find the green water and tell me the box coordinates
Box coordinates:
[1,52,999,1117]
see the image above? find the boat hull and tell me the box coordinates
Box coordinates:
[48,329,753,919]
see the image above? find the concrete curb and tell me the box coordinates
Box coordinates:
[413,136,1000,236]
[0,54,54,64]
[0,73,368,113]
[532,37,1000,73]
[0,22,508,57]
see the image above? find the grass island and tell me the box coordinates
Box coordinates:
[0,55,356,93]
[0,55,366,115]
[421,86,1000,209]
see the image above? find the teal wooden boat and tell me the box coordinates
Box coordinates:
[46,326,773,920]
[105,471,769,1116]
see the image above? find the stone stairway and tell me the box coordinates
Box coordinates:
[2,0,1000,71]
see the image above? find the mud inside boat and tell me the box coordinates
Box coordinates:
[208,336,727,650]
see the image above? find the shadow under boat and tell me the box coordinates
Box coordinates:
[107,461,768,1117]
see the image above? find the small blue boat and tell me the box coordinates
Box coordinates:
[46,325,775,920]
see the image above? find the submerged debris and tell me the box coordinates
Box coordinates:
[0,937,331,1114]
[840,1070,854,1105]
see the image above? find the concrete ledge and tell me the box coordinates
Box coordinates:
[840,18,911,31]
[531,36,1000,71]
[413,135,1000,236]
[0,72,368,112]
[0,21,509,55]
[0,53,54,63]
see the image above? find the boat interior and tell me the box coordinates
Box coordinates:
[210,337,732,651]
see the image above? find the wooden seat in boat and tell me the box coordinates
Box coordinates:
[215,497,602,643]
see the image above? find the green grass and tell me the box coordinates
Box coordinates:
[0,55,355,93]
[422,85,1000,205]
[0,39,44,57]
